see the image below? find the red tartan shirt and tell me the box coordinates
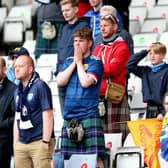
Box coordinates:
[92,37,130,96]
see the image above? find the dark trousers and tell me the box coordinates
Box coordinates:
[146,105,164,118]
[0,138,13,168]
[58,86,66,116]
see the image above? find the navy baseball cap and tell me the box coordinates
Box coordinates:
[8,47,30,58]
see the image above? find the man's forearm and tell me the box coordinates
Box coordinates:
[13,119,19,148]
[42,109,53,142]
[77,62,95,88]
[56,61,76,86]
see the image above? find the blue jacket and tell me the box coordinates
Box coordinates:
[84,9,101,40]
[55,19,89,75]
[127,50,168,106]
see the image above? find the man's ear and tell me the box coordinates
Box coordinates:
[88,40,93,49]
[162,53,166,59]
[113,23,118,33]
[74,6,79,15]
[29,66,34,75]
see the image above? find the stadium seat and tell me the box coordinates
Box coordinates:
[52,95,63,133]
[157,0,168,5]
[159,31,168,59]
[129,19,141,36]
[36,53,58,69]
[127,73,142,94]
[67,154,97,168]
[130,0,156,9]
[114,146,144,168]
[147,5,168,21]
[16,0,34,5]
[141,18,167,34]
[3,17,24,43]
[123,133,135,147]
[8,5,32,29]
[35,65,53,83]
[129,92,147,120]
[48,80,58,96]
[104,133,122,168]
[129,6,147,25]
[23,40,36,61]
[133,32,159,47]
[0,7,7,31]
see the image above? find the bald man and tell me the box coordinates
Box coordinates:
[13,55,55,168]
[0,58,16,168]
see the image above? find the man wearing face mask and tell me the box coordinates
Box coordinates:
[0,57,16,168]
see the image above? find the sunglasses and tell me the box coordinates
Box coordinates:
[100,14,117,23]
[11,56,18,60]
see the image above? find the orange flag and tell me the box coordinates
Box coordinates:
[127,119,162,168]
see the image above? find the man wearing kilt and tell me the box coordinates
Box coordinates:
[34,0,65,59]
[56,27,105,167]
[92,5,130,144]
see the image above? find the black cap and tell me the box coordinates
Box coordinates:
[8,47,30,57]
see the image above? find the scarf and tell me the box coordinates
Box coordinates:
[150,61,166,73]
[16,72,39,130]
[102,33,119,45]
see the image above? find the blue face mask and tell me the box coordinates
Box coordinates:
[150,61,166,73]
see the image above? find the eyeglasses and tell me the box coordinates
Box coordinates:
[100,14,117,23]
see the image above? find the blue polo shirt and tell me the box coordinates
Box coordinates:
[14,79,53,143]
[62,55,104,119]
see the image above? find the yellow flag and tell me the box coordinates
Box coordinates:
[127,119,162,168]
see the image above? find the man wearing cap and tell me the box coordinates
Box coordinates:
[6,47,30,85]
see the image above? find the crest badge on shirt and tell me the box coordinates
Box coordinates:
[84,64,88,71]
[27,93,34,101]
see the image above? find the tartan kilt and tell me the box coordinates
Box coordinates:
[61,115,105,159]
[34,22,63,59]
[103,96,130,143]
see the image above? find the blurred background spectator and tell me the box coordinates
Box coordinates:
[104,0,131,31]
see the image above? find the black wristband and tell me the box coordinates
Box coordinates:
[42,140,49,144]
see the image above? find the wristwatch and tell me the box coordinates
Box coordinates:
[42,140,49,144]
